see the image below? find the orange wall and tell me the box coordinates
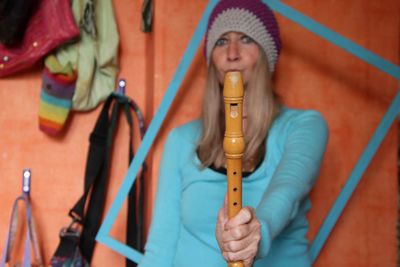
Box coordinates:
[0,0,398,266]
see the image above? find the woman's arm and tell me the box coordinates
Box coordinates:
[215,110,329,263]
[139,129,182,267]
[255,110,329,257]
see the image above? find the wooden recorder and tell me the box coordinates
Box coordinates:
[223,72,245,267]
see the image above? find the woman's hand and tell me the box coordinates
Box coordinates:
[216,197,261,267]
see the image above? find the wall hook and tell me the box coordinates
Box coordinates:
[22,168,31,196]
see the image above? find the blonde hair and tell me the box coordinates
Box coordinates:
[197,49,280,170]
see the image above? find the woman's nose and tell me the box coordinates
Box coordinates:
[227,42,240,61]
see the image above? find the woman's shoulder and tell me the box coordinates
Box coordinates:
[271,106,329,139]
[168,119,202,143]
[275,106,328,128]
[279,106,325,119]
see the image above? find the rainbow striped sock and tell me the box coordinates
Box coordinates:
[38,67,76,136]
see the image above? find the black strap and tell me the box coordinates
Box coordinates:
[124,98,146,267]
[141,0,153,32]
[69,96,114,222]
[79,97,120,262]
[55,93,146,264]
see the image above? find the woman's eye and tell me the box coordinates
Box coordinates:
[241,35,254,44]
[215,38,227,46]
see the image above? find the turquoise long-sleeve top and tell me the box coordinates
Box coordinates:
[139,107,329,267]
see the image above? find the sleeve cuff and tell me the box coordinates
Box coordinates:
[256,220,272,259]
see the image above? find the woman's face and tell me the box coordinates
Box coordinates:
[211,31,260,86]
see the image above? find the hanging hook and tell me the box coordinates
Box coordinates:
[22,168,31,196]
[117,79,126,95]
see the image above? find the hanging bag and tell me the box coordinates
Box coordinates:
[50,92,146,267]
[0,0,38,46]
[0,0,79,77]
[0,170,44,267]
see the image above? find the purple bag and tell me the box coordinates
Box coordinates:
[0,170,43,267]
[49,226,89,267]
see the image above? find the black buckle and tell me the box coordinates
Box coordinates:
[60,218,80,238]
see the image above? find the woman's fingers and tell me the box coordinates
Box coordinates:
[222,236,259,262]
[217,204,261,265]
[217,195,229,230]
[216,196,229,250]
[222,221,250,241]
[221,222,261,251]
[225,206,255,229]
[219,206,261,264]
[222,207,260,242]
[243,258,255,267]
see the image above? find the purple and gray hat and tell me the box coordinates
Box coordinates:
[204,0,282,73]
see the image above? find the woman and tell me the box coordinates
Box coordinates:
[139,1,328,266]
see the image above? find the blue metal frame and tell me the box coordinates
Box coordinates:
[96,0,400,264]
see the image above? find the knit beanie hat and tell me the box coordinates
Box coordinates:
[204,0,282,73]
